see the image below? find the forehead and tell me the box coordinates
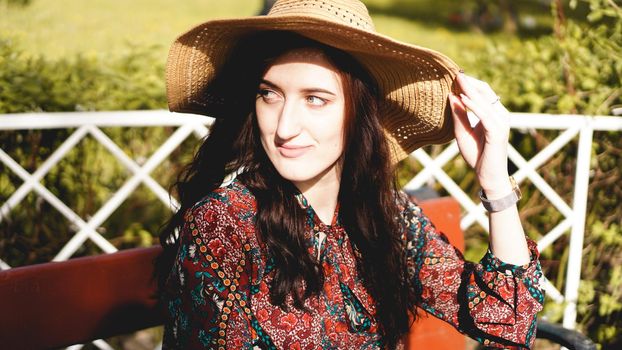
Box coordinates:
[273,47,330,63]
[263,48,343,89]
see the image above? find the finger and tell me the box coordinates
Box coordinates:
[449,93,474,136]
[463,75,497,100]
[455,73,511,133]
[459,93,509,144]
[449,93,484,168]
[450,93,486,144]
[458,92,496,129]
[457,74,509,114]
[456,74,498,108]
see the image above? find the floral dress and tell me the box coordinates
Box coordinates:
[162,178,544,349]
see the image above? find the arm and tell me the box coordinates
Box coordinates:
[162,193,255,349]
[405,73,544,348]
[403,199,544,349]
[448,73,531,266]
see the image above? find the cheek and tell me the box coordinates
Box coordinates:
[333,131,346,155]
[255,109,274,140]
[253,114,274,160]
[330,107,347,151]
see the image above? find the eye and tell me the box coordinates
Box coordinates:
[257,89,280,103]
[306,95,326,107]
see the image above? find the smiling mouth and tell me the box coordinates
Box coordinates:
[277,145,312,158]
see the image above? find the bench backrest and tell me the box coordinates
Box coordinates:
[0,246,163,348]
[0,197,464,349]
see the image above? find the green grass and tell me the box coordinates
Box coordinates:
[371,14,493,67]
[1,0,566,72]
[0,0,512,65]
[0,0,263,60]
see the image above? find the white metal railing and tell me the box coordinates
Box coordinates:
[407,113,622,331]
[1,110,621,349]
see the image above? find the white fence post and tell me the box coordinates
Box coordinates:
[562,123,594,329]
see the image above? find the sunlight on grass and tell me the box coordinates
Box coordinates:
[372,14,494,67]
[0,0,262,59]
[0,0,519,70]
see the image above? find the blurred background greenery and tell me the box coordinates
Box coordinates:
[1,0,620,349]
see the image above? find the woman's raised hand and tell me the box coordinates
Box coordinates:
[448,73,512,198]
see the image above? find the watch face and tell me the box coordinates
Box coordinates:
[509,176,517,187]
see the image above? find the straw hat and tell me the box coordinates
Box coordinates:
[166,0,461,163]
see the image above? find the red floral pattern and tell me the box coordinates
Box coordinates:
[162,179,544,349]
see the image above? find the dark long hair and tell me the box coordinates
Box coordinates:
[156,31,419,348]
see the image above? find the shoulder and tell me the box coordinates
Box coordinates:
[395,191,437,242]
[186,178,256,221]
[182,179,257,242]
[175,180,256,290]
[396,191,428,224]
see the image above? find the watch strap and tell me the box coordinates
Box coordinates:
[479,176,522,212]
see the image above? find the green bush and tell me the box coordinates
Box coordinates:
[0,37,166,112]
[0,36,197,267]
[456,1,622,347]
[400,1,621,347]
[0,0,32,7]
[1,0,620,347]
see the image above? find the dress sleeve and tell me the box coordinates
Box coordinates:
[403,198,545,349]
[163,194,255,349]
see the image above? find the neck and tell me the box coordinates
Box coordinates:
[292,164,341,225]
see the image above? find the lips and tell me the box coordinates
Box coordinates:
[277,144,312,158]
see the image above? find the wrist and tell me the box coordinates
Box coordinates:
[482,182,513,200]
[479,176,521,212]
[480,178,513,200]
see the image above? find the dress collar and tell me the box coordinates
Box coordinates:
[294,191,341,228]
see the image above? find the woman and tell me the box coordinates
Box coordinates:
[157,1,544,349]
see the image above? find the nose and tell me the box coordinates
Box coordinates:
[275,99,302,141]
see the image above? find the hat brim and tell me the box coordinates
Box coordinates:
[166,15,460,163]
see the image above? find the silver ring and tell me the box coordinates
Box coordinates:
[490,95,501,105]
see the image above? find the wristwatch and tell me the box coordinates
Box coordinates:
[479,176,522,212]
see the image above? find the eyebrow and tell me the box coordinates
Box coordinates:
[260,79,336,96]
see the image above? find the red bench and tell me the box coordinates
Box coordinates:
[0,197,465,349]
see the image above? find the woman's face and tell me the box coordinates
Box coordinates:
[255,48,346,189]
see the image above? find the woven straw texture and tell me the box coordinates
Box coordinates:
[166,0,461,162]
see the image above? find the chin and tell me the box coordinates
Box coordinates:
[273,163,320,184]
[270,157,341,188]
[262,144,343,186]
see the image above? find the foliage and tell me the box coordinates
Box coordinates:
[453,0,622,347]
[0,37,166,113]
[0,36,192,266]
[401,0,621,347]
[1,0,621,348]
[0,0,262,60]
[0,0,32,7]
